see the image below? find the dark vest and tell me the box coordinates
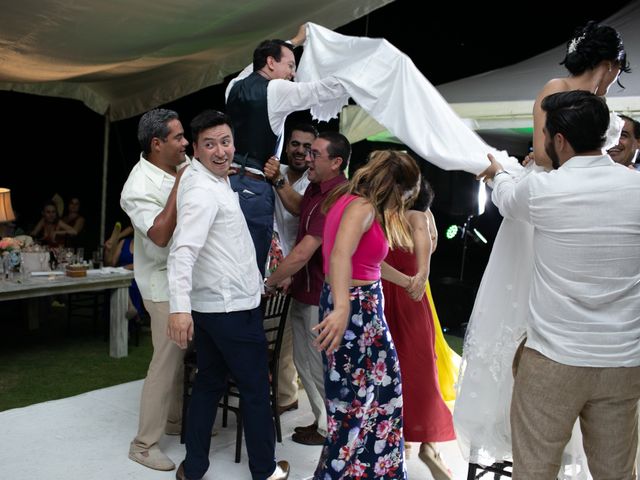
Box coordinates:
[226,71,278,170]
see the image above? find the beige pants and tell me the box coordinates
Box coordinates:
[289,299,327,435]
[130,300,185,451]
[511,347,640,480]
[276,318,299,406]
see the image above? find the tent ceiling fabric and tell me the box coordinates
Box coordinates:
[436,1,640,127]
[0,0,393,120]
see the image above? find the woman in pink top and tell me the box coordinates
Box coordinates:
[312,150,422,480]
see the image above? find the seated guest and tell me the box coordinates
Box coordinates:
[61,196,86,248]
[106,234,144,323]
[30,200,77,248]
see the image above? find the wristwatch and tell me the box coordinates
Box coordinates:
[273,176,286,190]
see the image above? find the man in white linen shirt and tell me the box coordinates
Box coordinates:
[225,24,347,277]
[479,90,640,480]
[167,110,289,480]
[120,108,189,472]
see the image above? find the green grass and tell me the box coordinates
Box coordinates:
[0,300,151,412]
[0,299,465,412]
[444,333,463,356]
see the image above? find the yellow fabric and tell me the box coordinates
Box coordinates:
[427,281,461,405]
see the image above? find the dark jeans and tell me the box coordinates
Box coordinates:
[230,174,275,277]
[184,308,276,480]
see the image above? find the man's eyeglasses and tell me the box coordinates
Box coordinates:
[305,148,334,160]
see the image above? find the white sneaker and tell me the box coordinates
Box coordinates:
[267,460,290,480]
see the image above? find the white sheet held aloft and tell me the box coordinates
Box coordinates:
[298,21,533,469]
[297,22,522,176]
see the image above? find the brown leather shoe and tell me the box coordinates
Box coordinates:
[293,421,318,434]
[267,460,290,480]
[291,429,325,446]
[175,461,187,480]
[175,461,203,480]
[276,400,298,416]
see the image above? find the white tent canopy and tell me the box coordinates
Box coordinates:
[0,0,392,122]
[0,0,392,239]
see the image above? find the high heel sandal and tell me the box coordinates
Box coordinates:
[418,443,453,480]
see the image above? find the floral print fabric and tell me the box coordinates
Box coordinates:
[314,280,406,480]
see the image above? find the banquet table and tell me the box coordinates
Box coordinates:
[0,268,134,358]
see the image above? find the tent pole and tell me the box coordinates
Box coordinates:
[100,110,110,247]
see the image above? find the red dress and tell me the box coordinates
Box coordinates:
[382,248,456,442]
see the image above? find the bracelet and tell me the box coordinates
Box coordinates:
[494,170,509,179]
[263,277,276,292]
[273,176,286,190]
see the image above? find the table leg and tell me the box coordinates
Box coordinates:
[26,299,39,330]
[109,286,128,358]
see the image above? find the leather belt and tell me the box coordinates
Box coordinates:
[229,167,268,182]
[239,170,267,182]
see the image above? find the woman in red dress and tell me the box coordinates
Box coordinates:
[382,178,455,480]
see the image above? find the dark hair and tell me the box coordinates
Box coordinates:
[190,109,233,144]
[42,200,59,220]
[560,21,630,77]
[253,39,294,71]
[542,90,610,153]
[318,131,351,172]
[137,108,180,155]
[619,114,640,139]
[288,123,319,139]
[409,177,434,212]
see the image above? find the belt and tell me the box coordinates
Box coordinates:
[237,170,267,182]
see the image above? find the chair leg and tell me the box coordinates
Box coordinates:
[273,392,282,443]
[180,364,191,445]
[235,412,243,463]
[467,463,478,480]
[222,391,229,428]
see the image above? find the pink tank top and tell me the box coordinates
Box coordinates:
[323,194,389,280]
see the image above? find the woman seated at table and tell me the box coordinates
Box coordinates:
[105,233,143,322]
[30,201,77,248]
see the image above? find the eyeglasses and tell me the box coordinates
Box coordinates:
[305,148,334,161]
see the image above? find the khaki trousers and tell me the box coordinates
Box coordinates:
[511,347,640,480]
[276,318,299,406]
[130,300,185,451]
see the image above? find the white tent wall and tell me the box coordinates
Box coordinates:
[437,0,640,125]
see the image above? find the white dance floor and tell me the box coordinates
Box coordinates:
[0,379,470,479]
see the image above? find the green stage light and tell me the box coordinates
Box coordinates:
[446,225,459,240]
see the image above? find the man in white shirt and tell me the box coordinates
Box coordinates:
[120,108,189,471]
[270,123,316,416]
[225,24,347,277]
[608,114,640,168]
[479,90,640,480]
[167,110,289,480]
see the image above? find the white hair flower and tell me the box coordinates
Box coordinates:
[568,34,585,54]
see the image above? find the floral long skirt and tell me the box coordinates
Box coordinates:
[314,280,406,480]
